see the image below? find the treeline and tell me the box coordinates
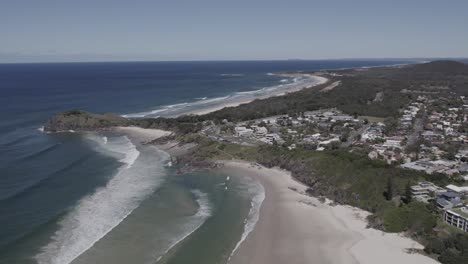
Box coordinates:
[199,76,411,122]
[133,115,204,134]
[425,233,468,263]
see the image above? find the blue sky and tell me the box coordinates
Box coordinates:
[1,0,467,62]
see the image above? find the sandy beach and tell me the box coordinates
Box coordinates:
[115,126,172,142]
[222,160,439,264]
[185,74,328,116]
[115,126,196,157]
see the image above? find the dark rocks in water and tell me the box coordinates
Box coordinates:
[44,110,132,132]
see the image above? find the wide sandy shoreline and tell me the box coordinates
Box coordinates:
[185,74,328,116]
[113,129,439,264]
[221,160,439,264]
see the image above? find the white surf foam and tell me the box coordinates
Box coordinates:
[234,90,259,95]
[34,135,167,264]
[220,73,244,77]
[122,108,169,118]
[121,74,322,118]
[37,126,44,132]
[155,189,212,262]
[197,95,230,104]
[166,102,189,108]
[229,178,265,260]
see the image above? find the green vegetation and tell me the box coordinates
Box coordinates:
[379,202,437,233]
[200,76,411,122]
[425,233,468,264]
[179,137,468,263]
[44,110,131,132]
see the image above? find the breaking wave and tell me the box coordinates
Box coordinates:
[122,74,323,118]
[220,73,244,77]
[229,177,265,260]
[34,135,167,264]
[156,189,212,262]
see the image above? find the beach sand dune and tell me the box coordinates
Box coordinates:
[222,160,439,264]
[115,127,172,142]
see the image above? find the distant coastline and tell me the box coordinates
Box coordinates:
[122,73,328,118]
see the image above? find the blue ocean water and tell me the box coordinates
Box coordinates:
[0,60,418,263]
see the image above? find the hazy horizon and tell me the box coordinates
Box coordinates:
[2,0,468,63]
[2,57,468,65]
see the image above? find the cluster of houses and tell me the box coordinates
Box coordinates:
[421,95,467,145]
[364,129,407,164]
[411,181,468,232]
[424,105,467,144]
[401,159,464,176]
[356,95,467,180]
[234,124,284,145]
[399,102,421,131]
[362,102,423,164]
[232,108,361,150]
[399,95,468,178]
[218,95,468,232]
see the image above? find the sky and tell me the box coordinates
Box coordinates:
[1,0,468,62]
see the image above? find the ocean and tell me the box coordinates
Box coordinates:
[0,60,417,264]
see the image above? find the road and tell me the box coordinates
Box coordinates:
[406,111,427,147]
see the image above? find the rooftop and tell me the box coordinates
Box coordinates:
[451,207,468,218]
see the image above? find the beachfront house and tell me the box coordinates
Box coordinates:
[235,126,254,137]
[444,208,468,232]
[445,184,468,195]
[254,126,268,137]
[436,192,463,209]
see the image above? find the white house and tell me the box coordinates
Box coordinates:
[444,208,468,232]
[446,184,468,194]
[254,126,268,136]
[235,126,254,137]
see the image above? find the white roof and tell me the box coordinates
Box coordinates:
[446,184,468,193]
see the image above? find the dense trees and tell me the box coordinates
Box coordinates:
[196,76,411,122]
[385,177,394,201]
[426,234,468,264]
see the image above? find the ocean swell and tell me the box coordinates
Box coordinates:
[34,135,167,264]
[122,74,321,119]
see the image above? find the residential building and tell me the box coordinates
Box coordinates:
[444,208,468,232]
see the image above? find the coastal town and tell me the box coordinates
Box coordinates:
[201,87,468,233]
[3,1,468,263]
[39,60,468,264]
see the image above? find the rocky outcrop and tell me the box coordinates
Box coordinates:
[44,110,132,132]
